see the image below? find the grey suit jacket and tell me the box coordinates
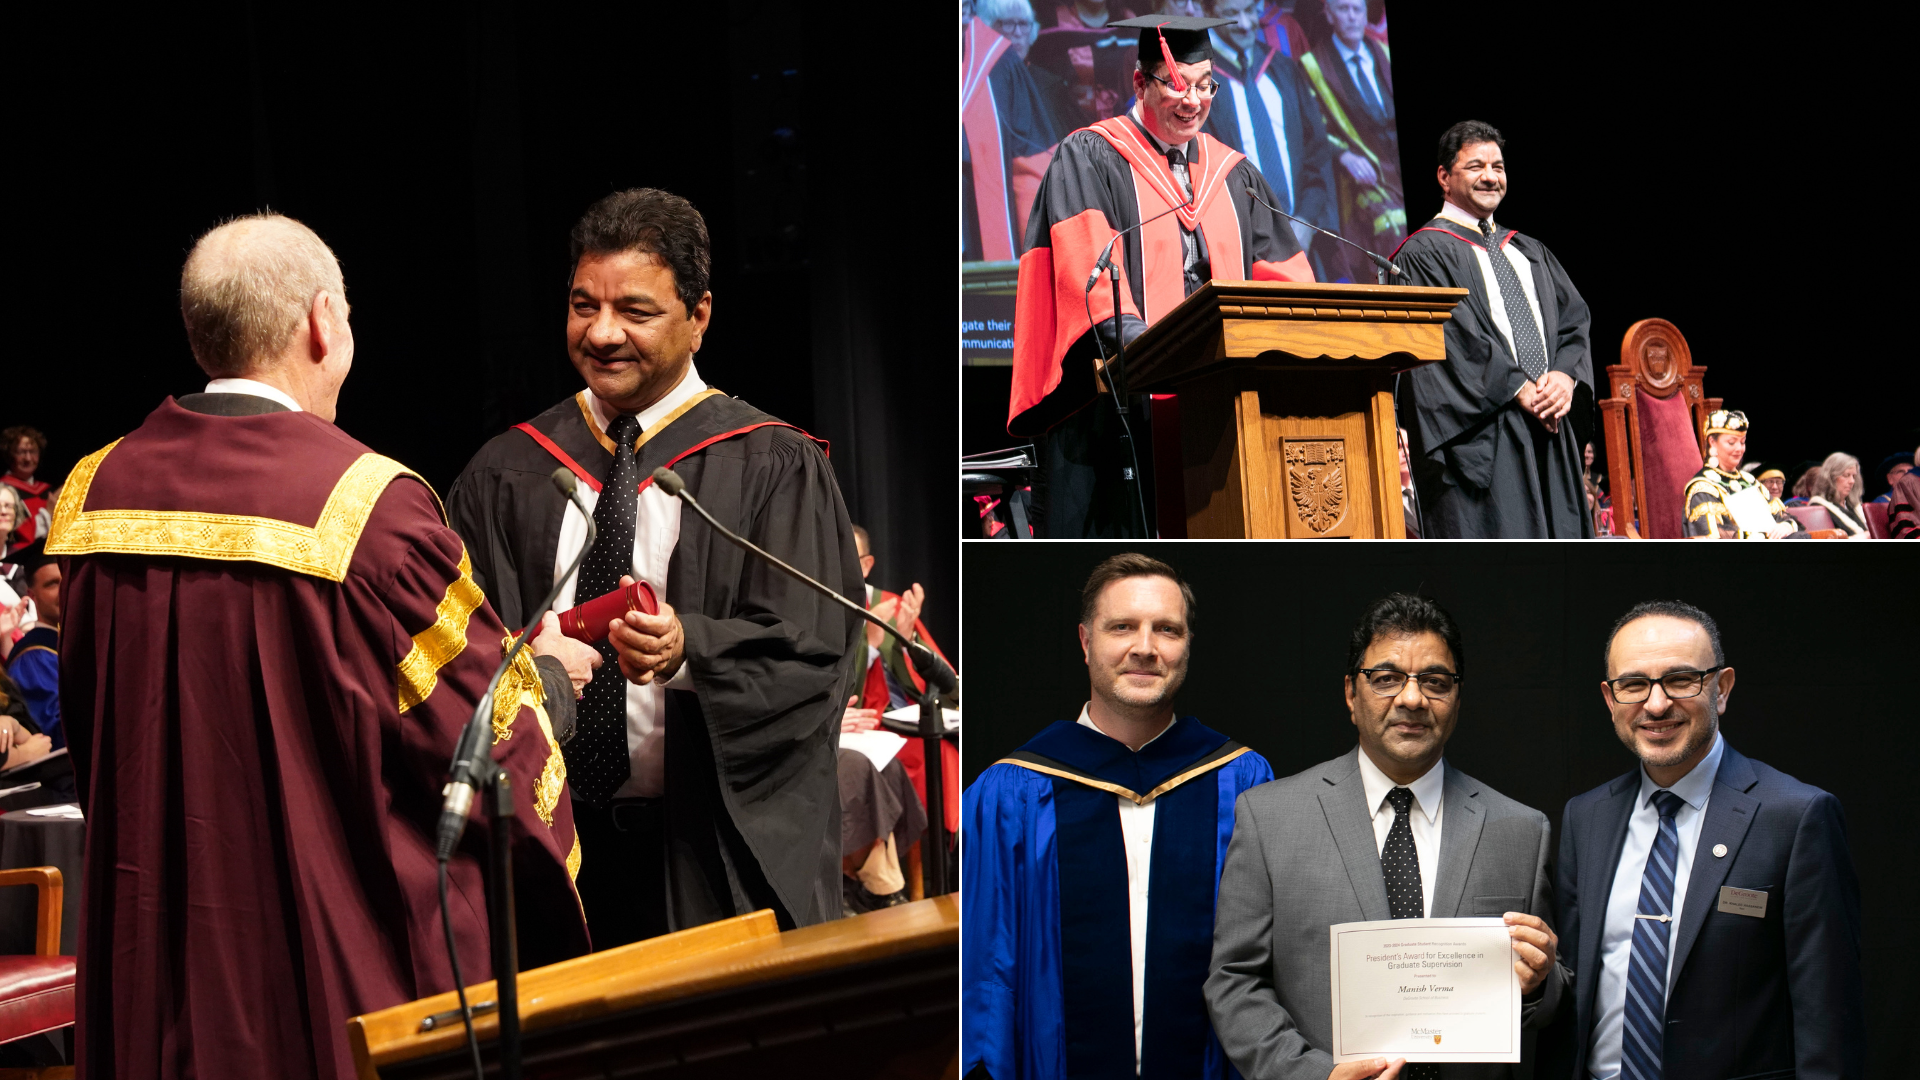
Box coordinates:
[1206,748,1568,1080]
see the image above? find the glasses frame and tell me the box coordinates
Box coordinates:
[1144,71,1220,99]
[1352,666,1463,698]
[1604,666,1726,704]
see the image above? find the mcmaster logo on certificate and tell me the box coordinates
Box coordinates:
[1328,918,1523,1064]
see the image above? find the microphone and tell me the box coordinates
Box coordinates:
[434,467,598,861]
[650,467,957,697]
[1243,186,1404,280]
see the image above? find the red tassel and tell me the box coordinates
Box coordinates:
[1156,24,1187,92]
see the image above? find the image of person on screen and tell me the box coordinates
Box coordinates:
[1202,0,1339,277]
[1300,0,1406,282]
[1007,17,1314,538]
[966,9,1061,264]
[962,553,1274,1079]
[1391,121,1594,538]
[1028,0,1143,129]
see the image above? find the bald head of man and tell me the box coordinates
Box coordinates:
[180,214,355,421]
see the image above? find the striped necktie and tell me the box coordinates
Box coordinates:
[1622,790,1686,1080]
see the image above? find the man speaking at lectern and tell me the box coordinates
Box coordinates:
[1393,121,1594,538]
[1007,15,1312,538]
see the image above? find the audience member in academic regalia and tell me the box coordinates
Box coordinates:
[1202,0,1339,277]
[1393,120,1595,538]
[1809,451,1870,538]
[1870,451,1913,503]
[835,696,926,915]
[963,553,1273,1080]
[0,665,53,771]
[1756,467,1786,503]
[979,0,1082,140]
[1029,0,1140,129]
[0,485,26,556]
[1299,0,1407,282]
[1682,411,1805,539]
[966,12,1061,264]
[0,427,51,547]
[1009,16,1311,537]
[852,524,958,836]
[0,541,62,748]
[1889,447,1920,537]
[49,215,597,1080]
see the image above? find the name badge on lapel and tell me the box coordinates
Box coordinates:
[1717,886,1767,918]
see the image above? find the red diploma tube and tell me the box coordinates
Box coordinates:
[554,580,659,644]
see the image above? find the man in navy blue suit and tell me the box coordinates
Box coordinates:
[1543,600,1864,1080]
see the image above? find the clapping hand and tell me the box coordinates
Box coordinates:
[841,695,883,733]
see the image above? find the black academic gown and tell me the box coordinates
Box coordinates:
[1202,44,1339,280]
[1393,218,1595,538]
[446,390,863,931]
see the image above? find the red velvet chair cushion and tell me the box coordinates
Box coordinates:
[0,955,75,1043]
[1864,501,1890,539]
[1630,389,1700,539]
[1787,504,1836,532]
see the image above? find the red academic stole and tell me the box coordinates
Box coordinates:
[962,19,1018,262]
[512,389,827,499]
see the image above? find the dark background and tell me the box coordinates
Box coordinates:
[963,541,1914,1075]
[962,1,1918,503]
[3,1,956,658]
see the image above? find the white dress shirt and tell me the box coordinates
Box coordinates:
[1076,704,1171,1074]
[203,377,302,412]
[1588,732,1725,1080]
[1331,35,1384,114]
[1435,199,1548,391]
[1356,750,1444,918]
[554,365,706,800]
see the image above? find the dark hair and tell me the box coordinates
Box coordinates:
[1080,552,1196,632]
[1604,600,1724,672]
[569,188,712,315]
[1437,120,1505,170]
[1345,593,1464,677]
[1,427,47,455]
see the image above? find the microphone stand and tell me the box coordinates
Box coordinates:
[437,468,597,1080]
[650,467,960,897]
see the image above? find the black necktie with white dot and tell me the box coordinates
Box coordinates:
[570,412,641,806]
[1383,787,1441,1080]
[1477,218,1549,382]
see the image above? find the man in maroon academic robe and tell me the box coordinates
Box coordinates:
[48,214,598,1080]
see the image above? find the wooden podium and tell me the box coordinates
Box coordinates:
[348,896,957,1080]
[1121,280,1466,538]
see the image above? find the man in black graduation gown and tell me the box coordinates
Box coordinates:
[1392,121,1595,538]
[1008,15,1312,538]
[448,189,863,946]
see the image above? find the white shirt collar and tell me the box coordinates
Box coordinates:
[1128,104,1192,161]
[1332,35,1370,66]
[1077,702,1174,752]
[1357,747,1445,825]
[1437,199,1492,231]
[584,362,708,441]
[204,377,302,413]
[1637,730,1725,813]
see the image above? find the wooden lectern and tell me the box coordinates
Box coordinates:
[1121,280,1466,538]
[347,896,957,1080]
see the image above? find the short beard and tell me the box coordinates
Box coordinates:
[1096,656,1189,714]
[1621,696,1719,770]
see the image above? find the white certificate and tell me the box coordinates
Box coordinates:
[1328,918,1521,1064]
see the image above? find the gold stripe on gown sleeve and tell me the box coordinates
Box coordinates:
[396,550,486,713]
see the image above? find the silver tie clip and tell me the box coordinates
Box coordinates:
[1633,913,1672,923]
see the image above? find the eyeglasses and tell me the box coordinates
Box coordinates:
[1354,667,1461,698]
[1145,72,1220,98]
[1604,667,1724,704]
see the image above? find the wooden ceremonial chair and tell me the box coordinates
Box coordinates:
[0,868,74,1080]
[1863,501,1891,539]
[1786,504,1837,532]
[1598,319,1721,538]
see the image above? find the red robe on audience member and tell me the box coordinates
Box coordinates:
[49,397,589,1080]
[860,590,960,831]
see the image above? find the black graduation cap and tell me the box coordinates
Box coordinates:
[1108,15,1232,86]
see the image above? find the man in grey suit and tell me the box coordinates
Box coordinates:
[1206,593,1567,1080]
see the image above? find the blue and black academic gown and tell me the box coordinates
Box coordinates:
[5,625,61,749]
[962,716,1273,1080]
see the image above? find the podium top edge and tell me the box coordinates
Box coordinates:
[1202,280,1469,302]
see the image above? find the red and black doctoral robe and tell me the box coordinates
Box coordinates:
[1008,114,1312,436]
[963,17,1058,264]
[1,474,50,546]
[858,588,959,830]
[49,394,588,1080]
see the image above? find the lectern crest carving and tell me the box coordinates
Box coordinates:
[1283,438,1347,534]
